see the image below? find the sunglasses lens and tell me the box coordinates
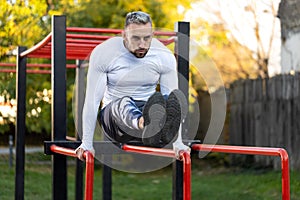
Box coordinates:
[126,11,150,26]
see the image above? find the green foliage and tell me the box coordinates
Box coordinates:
[25,73,52,134]
[0,0,51,134]
[0,0,50,59]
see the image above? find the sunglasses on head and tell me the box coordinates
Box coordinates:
[125,11,151,26]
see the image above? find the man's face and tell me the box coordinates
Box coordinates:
[123,22,153,58]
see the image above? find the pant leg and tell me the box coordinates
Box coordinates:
[99,96,144,143]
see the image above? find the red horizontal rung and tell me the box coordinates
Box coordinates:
[122,144,191,200]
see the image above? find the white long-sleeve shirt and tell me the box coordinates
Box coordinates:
[79,37,178,151]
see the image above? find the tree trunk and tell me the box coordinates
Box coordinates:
[278,0,300,73]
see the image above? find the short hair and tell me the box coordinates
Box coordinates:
[125,11,152,28]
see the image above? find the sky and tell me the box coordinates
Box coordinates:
[184,0,282,76]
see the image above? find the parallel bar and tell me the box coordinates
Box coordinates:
[122,144,175,158]
[50,145,94,200]
[122,145,191,200]
[192,144,290,200]
[15,46,27,200]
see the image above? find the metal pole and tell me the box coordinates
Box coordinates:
[103,135,112,200]
[51,15,67,200]
[75,59,84,200]
[15,46,27,200]
[173,21,190,200]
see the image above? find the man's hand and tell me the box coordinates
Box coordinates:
[75,147,95,161]
[76,147,86,161]
[173,140,191,159]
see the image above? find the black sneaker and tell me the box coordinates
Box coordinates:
[142,92,166,146]
[160,89,188,144]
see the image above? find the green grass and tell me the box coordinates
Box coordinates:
[1,153,300,200]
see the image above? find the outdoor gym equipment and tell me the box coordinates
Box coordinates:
[14,15,190,200]
[13,15,291,200]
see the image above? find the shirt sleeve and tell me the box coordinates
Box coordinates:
[78,45,107,151]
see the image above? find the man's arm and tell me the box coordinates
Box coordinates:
[76,45,107,160]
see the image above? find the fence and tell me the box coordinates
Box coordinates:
[229,73,300,169]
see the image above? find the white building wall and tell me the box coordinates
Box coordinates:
[281,33,300,73]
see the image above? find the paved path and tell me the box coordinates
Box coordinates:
[0,146,43,155]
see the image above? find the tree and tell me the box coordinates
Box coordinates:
[0,0,51,134]
[186,0,280,85]
[189,21,258,89]
[0,0,50,59]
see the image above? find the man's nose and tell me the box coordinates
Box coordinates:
[139,39,147,48]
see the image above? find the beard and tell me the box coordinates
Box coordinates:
[131,48,149,58]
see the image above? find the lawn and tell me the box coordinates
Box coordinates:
[1,152,300,200]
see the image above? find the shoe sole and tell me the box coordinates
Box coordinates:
[160,89,188,144]
[142,92,166,146]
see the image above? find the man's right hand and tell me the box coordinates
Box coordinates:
[76,147,86,161]
[76,147,95,161]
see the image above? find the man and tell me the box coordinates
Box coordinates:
[76,11,188,160]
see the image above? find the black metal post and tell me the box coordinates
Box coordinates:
[15,46,27,200]
[173,21,190,200]
[75,59,84,200]
[103,135,112,200]
[103,164,112,200]
[51,15,67,200]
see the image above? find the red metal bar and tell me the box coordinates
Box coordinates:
[122,144,191,200]
[50,145,94,200]
[67,27,122,34]
[192,144,290,200]
[66,39,102,45]
[122,144,176,158]
[66,27,176,36]
[20,33,52,58]
[0,69,51,74]
[0,63,77,68]
[67,33,113,40]
[179,150,191,200]
[0,63,15,67]
[83,151,94,200]
[154,31,177,37]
